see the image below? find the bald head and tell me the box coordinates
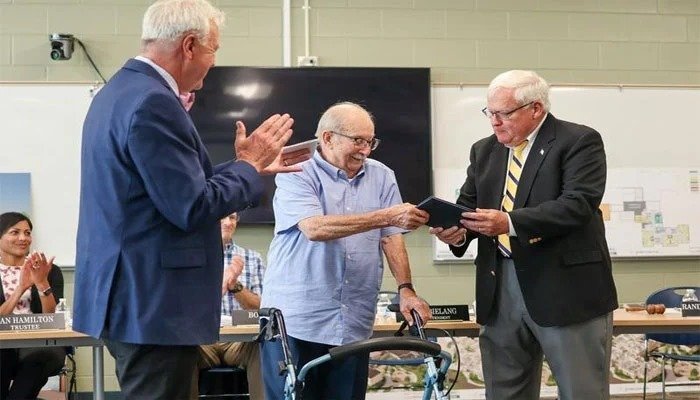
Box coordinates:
[315,102,376,178]
[315,102,374,139]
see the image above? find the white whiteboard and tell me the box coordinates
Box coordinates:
[431,85,700,261]
[0,84,97,266]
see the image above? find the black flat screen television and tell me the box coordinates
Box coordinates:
[190,66,432,223]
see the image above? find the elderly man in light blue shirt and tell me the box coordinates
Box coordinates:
[260,102,431,400]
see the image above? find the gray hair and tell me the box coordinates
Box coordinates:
[488,70,551,112]
[314,101,374,138]
[141,0,225,45]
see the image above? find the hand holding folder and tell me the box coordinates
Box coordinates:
[416,196,474,229]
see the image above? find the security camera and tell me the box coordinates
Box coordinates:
[49,33,75,61]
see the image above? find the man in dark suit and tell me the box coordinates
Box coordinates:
[72,1,301,398]
[431,70,618,400]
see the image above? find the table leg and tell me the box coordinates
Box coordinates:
[92,345,104,400]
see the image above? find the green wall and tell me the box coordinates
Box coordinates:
[3,0,698,393]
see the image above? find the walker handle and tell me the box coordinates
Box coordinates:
[329,336,440,362]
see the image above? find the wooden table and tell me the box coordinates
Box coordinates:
[611,308,700,334]
[218,320,481,341]
[0,309,696,399]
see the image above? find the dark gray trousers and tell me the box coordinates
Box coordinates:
[104,339,199,400]
[479,257,613,400]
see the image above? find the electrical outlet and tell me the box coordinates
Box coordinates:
[297,56,319,67]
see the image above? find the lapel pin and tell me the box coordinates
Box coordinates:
[540,149,544,155]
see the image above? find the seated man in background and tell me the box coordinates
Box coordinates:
[192,212,265,400]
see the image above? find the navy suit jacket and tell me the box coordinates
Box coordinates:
[451,114,618,327]
[73,59,263,345]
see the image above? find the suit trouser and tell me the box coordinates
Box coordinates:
[104,339,199,400]
[191,341,264,400]
[479,257,613,400]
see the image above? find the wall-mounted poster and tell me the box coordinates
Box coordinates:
[0,173,31,215]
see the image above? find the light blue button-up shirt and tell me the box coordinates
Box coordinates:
[261,150,404,345]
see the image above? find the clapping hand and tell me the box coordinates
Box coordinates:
[261,147,311,175]
[221,255,244,295]
[234,114,295,174]
[22,251,53,290]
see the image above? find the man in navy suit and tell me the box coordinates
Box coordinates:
[72,1,302,398]
[431,70,618,400]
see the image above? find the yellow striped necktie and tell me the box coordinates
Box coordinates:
[498,140,528,257]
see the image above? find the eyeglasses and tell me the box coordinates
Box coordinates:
[481,102,533,120]
[330,131,381,150]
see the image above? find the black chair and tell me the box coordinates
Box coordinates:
[642,286,700,400]
[198,366,249,399]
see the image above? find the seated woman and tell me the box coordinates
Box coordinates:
[0,212,66,400]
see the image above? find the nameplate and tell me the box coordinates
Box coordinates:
[681,301,700,317]
[0,313,65,331]
[232,309,259,325]
[395,305,469,322]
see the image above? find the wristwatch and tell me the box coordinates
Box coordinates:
[39,287,53,297]
[397,282,415,293]
[231,281,244,294]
